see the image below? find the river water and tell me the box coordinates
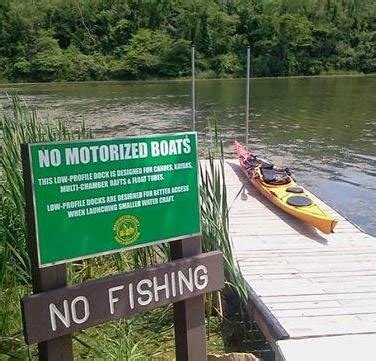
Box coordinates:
[1,76,375,235]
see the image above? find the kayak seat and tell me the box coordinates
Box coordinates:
[261,168,290,185]
[246,158,274,169]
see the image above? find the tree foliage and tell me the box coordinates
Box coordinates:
[0,0,374,82]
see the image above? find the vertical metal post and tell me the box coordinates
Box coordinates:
[245,46,251,147]
[192,45,196,131]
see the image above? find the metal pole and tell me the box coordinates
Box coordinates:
[191,46,196,131]
[245,46,250,147]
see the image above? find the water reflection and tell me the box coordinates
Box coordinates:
[0,76,375,235]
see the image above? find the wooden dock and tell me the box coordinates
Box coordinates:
[222,159,376,361]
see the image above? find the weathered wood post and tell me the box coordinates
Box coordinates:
[21,144,73,360]
[171,236,206,360]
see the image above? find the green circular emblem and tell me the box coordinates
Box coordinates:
[113,215,140,245]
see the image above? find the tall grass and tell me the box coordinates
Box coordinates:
[198,120,272,359]
[0,97,93,357]
[0,96,93,288]
[73,306,175,360]
[200,120,248,306]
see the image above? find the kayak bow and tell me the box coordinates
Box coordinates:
[235,140,338,234]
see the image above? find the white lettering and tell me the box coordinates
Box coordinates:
[183,138,191,153]
[153,274,170,302]
[178,268,194,295]
[65,147,80,165]
[138,142,148,158]
[38,149,61,168]
[151,141,160,157]
[38,149,50,168]
[71,296,90,324]
[171,272,176,297]
[137,279,153,306]
[108,285,124,315]
[49,300,70,331]
[194,265,208,290]
[123,144,131,159]
[79,147,90,164]
[160,140,169,156]
[109,144,119,160]
[129,283,135,310]
[50,149,61,167]
[99,145,109,162]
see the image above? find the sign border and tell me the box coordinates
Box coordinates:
[25,132,201,268]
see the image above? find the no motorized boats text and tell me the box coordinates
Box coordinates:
[38,138,192,168]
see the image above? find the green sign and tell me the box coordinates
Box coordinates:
[26,132,201,267]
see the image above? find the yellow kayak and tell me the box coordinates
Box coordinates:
[235,140,338,234]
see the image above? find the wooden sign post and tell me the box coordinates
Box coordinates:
[22,144,73,361]
[20,133,224,360]
[171,236,206,360]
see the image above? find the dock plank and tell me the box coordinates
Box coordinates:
[276,334,376,361]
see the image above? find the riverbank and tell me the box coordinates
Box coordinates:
[0,71,373,86]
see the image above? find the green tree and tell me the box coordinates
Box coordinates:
[30,32,65,81]
[112,29,173,79]
[0,0,375,81]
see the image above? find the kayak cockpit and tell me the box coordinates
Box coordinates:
[260,168,291,185]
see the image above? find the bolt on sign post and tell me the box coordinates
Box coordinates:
[21,132,224,360]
